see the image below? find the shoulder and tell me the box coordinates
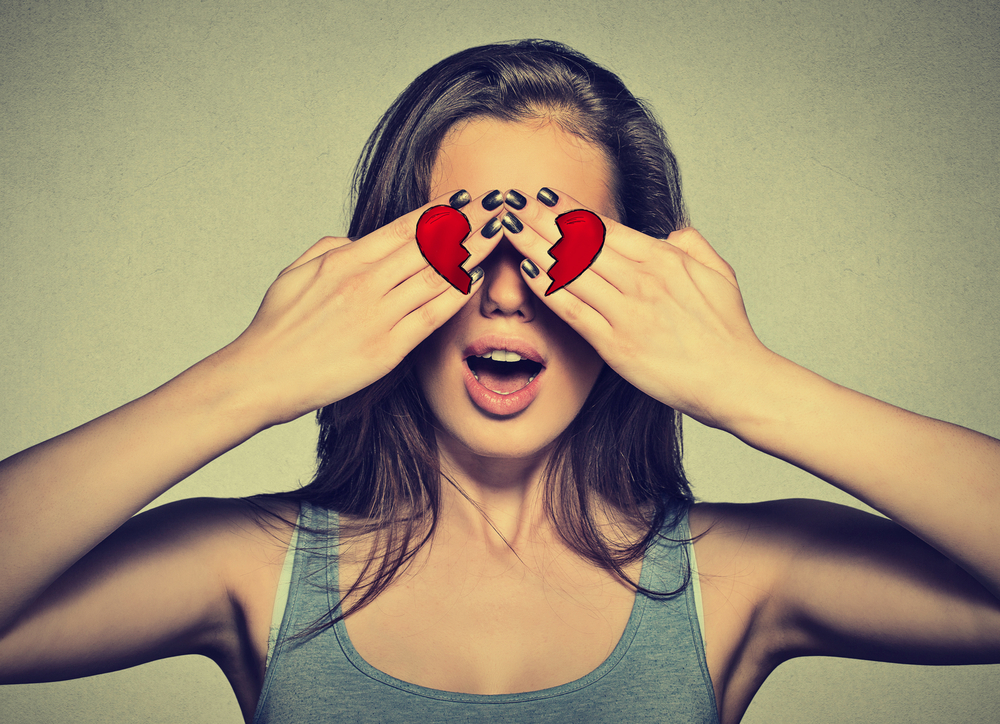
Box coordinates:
[0,495,299,698]
[688,498,1000,719]
[150,496,300,705]
[120,495,300,650]
[120,495,300,631]
[188,495,300,607]
[685,498,889,720]
[689,497,878,567]
[687,497,899,626]
[126,495,299,568]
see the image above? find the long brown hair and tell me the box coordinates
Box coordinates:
[269,39,693,624]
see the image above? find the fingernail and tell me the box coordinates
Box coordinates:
[537,187,558,207]
[482,190,503,211]
[469,266,484,284]
[521,258,539,278]
[501,211,523,234]
[449,190,471,209]
[504,190,526,209]
[482,216,502,238]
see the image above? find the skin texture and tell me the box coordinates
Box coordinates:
[1,117,999,724]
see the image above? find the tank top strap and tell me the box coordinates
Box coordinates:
[642,504,695,595]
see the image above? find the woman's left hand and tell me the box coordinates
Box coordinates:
[504,188,777,429]
[509,190,1000,687]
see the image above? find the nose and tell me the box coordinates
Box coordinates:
[479,237,536,321]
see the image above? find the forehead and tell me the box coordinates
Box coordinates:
[430,117,618,219]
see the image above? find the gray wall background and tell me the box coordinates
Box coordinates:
[2,0,998,721]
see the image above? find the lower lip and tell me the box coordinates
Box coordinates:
[462,362,544,416]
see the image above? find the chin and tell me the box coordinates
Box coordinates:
[440,424,562,463]
[428,392,580,465]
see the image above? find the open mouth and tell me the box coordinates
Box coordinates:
[466,351,544,395]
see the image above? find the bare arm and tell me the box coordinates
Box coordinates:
[508,200,1000,720]
[725,352,1000,599]
[511,199,1000,599]
[0,352,263,635]
[0,190,503,686]
[691,498,1000,724]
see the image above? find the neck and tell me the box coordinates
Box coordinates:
[435,436,557,549]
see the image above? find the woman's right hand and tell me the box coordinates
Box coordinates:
[218,189,504,427]
[0,189,504,679]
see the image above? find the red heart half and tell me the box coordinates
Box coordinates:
[545,209,606,296]
[415,205,473,294]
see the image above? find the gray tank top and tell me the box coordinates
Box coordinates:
[253,502,720,723]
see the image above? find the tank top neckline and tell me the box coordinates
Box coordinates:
[320,505,666,705]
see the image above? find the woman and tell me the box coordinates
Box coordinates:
[1,40,998,724]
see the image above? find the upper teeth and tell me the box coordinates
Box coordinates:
[477,350,523,362]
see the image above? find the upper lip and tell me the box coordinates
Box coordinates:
[462,334,546,366]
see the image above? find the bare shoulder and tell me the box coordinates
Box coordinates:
[113,495,299,596]
[688,498,1000,724]
[687,499,899,722]
[688,497,897,578]
[0,495,298,709]
[685,500,805,724]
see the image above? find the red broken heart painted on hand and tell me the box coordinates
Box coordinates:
[415,205,473,294]
[415,205,605,297]
[545,209,606,296]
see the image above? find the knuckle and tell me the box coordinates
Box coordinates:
[419,263,449,289]
[313,235,349,255]
[617,337,640,363]
[558,295,585,324]
[317,249,346,275]
[324,267,367,304]
[389,214,413,244]
[634,269,664,298]
[649,243,680,269]
[415,302,443,330]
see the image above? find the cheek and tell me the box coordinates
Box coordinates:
[567,352,605,407]
[546,314,605,399]
[412,336,447,404]
[411,308,466,407]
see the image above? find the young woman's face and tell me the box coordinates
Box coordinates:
[415,117,616,461]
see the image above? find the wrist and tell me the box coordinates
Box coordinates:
[175,345,285,439]
[710,350,835,449]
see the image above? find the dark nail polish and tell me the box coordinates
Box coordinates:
[521,258,540,279]
[504,190,526,209]
[482,216,502,238]
[469,266,484,283]
[537,187,559,207]
[449,190,471,209]
[501,211,523,234]
[482,190,503,211]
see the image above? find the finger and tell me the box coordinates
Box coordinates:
[496,194,615,338]
[502,207,629,310]
[359,188,506,264]
[381,210,502,310]
[504,192,646,302]
[388,268,487,352]
[505,187,654,264]
[284,188,505,297]
[381,206,503,355]
[516,252,612,345]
